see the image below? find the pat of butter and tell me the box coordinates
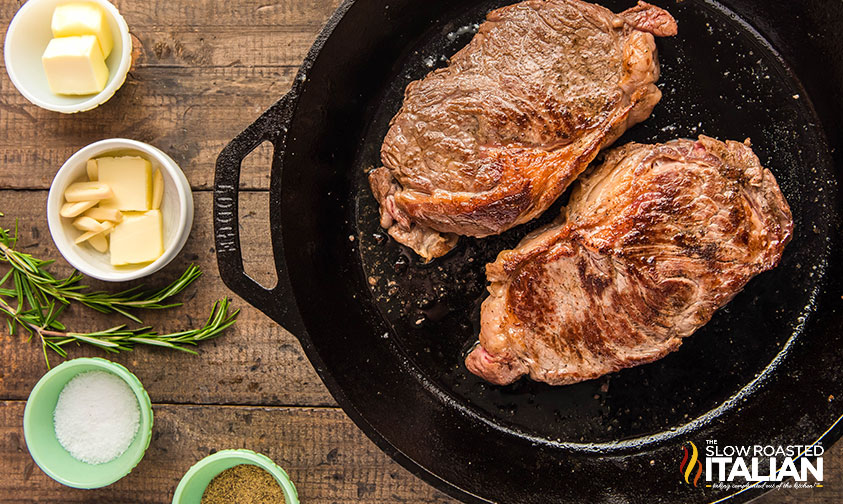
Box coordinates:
[96,157,153,211]
[110,210,164,266]
[51,3,113,58]
[42,35,109,95]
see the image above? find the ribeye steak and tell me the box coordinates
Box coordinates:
[369,0,678,261]
[466,136,793,385]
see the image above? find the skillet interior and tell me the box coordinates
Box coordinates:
[272,0,843,502]
[353,0,832,444]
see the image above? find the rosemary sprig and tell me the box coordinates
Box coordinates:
[0,295,238,367]
[1,212,239,366]
[0,231,202,323]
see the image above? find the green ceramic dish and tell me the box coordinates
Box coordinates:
[172,449,299,504]
[22,357,153,488]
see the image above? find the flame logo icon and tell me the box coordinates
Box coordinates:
[680,442,703,487]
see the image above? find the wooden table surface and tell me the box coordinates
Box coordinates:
[0,1,839,503]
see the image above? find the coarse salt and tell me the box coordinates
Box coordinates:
[53,370,140,465]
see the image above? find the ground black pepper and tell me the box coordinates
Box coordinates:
[200,464,285,504]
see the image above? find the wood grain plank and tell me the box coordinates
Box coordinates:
[0,0,343,31]
[1,28,329,70]
[131,28,325,68]
[0,401,456,503]
[0,69,289,191]
[0,65,299,191]
[1,1,342,69]
[0,190,335,407]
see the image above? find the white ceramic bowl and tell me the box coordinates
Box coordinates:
[47,139,194,282]
[4,0,132,114]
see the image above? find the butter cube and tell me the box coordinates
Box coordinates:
[97,157,153,211]
[110,210,164,266]
[52,3,113,58]
[42,35,109,95]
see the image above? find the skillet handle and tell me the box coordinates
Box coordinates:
[214,94,303,332]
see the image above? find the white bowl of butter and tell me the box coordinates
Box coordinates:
[48,139,194,282]
[4,0,131,114]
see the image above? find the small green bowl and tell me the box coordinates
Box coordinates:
[23,357,153,488]
[173,449,299,504]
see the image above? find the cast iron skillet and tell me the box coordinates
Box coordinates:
[214,1,843,502]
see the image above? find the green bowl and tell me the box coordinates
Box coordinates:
[173,449,299,504]
[23,357,153,488]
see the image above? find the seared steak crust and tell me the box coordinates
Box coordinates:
[370,0,677,261]
[466,136,793,386]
